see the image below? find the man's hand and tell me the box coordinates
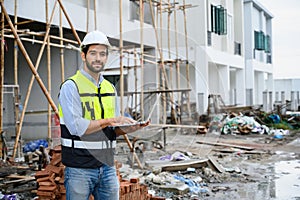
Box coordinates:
[114,120,150,136]
[111,116,137,126]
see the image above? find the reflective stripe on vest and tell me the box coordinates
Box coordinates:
[61,138,116,149]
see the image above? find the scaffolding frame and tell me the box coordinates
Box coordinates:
[0,0,196,163]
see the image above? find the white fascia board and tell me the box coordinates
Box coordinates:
[204,47,244,68]
[248,59,273,73]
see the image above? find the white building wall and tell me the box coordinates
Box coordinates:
[244,0,273,105]
[274,79,300,101]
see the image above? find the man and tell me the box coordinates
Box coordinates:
[58,30,149,200]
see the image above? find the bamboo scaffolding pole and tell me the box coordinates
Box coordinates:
[173,0,181,124]
[159,0,167,124]
[134,48,138,120]
[86,0,89,32]
[122,49,187,64]
[149,123,204,129]
[3,28,78,45]
[94,0,97,30]
[57,0,81,44]
[14,0,21,136]
[119,0,124,116]
[3,28,31,34]
[109,51,158,65]
[3,34,78,49]
[182,0,191,118]
[167,0,171,60]
[158,3,195,13]
[0,4,4,144]
[49,35,78,44]
[0,1,60,158]
[46,0,52,141]
[14,0,18,85]
[1,19,34,28]
[125,88,191,95]
[59,6,65,82]
[139,0,144,120]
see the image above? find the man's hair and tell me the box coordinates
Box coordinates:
[81,44,109,57]
[81,45,89,55]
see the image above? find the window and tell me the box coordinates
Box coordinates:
[130,1,153,25]
[265,35,271,53]
[103,75,128,96]
[254,31,265,50]
[211,4,227,35]
[254,31,271,52]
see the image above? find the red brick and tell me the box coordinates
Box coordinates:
[130,178,140,183]
[38,185,57,191]
[35,170,51,178]
[38,181,55,186]
[45,165,63,175]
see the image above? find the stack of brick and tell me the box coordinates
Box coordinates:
[35,146,165,200]
[118,178,165,200]
[116,162,165,200]
[35,146,65,200]
[119,178,150,200]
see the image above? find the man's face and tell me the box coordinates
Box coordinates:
[82,44,108,74]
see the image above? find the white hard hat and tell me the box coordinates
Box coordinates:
[80,30,111,51]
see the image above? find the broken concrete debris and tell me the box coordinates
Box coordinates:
[0,109,299,199]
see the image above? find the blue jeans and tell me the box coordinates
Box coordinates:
[64,165,119,200]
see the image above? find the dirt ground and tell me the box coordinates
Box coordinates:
[116,127,300,200]
[0,127,299,200]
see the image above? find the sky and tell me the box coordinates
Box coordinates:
[258,0,300,79]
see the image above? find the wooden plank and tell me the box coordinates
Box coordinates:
[196,140,254,151]
[207,155,225,173]
[146,159,208,172]
[212,148,267,154]
[2,176,35,185]
[5,175,33,179]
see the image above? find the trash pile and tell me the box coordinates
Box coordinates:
[205,110,300,138]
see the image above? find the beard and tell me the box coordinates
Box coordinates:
[86,60,105,73]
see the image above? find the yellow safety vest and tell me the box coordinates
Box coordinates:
[59,70,117,167]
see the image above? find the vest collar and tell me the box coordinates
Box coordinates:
[80,69,104,86]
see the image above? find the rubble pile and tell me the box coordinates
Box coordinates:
[34,146,65,200]
[33,146,165,200]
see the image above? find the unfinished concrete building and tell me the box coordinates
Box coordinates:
[0,0,275,158]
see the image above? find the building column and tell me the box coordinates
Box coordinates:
[263,91,268,112]
[219,65,230,105]
[195,46,209,114]
[256,72,265,105]
[245,60,254,106]
[235,68,246,105]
